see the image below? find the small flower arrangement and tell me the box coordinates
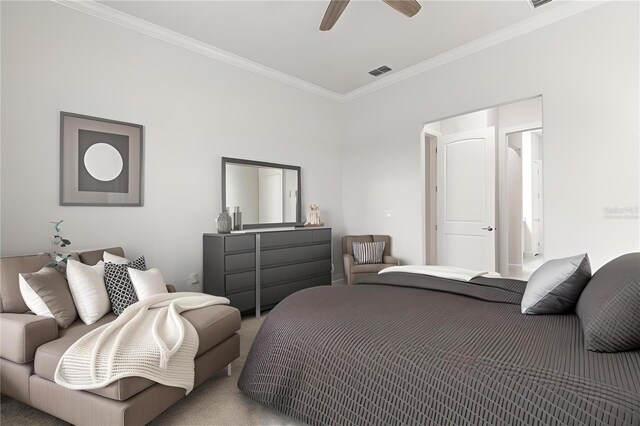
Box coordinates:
[48,220,72,270]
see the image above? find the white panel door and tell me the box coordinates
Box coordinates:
[437,127,496,271]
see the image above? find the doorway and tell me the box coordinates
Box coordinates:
[506,129,544,278]
[422,96,543,277]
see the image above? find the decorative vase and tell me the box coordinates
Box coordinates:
[216,210,233,234]
[233,206,243,231]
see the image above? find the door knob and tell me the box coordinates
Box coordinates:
[482,226,494,232]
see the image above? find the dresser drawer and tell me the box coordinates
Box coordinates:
[227,290,255,313]
[225,252,255,271]
[261,243,331,267]
[225,271,255,294]
[260,230,312,248]
[225,234,255,252]
[261,259,332,286]
[312,229,332,242]
[313,273,332,286]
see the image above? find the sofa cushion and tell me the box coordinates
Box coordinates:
[1,313,58,363]
[0,254,51,313]
[104,256,146,315]
[78,247,124,266]
[34,304,240,400]
[182,304,241,357]
[66,260,111,325]
[19,267,78,328]
[34,313,155,401]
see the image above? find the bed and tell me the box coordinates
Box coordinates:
[238,272,640,426]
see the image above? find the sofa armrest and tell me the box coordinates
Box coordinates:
[1,313,58,363]
[384,256,399,266]
[166,284,176,293]
[343,254,355,285]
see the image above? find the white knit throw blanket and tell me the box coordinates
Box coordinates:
[379,265,501,282]
[55,292,229,394]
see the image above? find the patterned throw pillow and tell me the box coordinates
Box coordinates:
[352,241,386,265]
[104,256,146,315]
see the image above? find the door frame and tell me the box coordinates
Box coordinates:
[498,122,542,275]
[421,127,441,264]
[419,94,543,268]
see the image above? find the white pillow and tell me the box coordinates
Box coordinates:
[103,251,129,264]
[66,259,112,325]
[128,268,168,301]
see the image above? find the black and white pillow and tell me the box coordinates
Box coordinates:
[352,241,385,265]
[104,256,146,315]
[521,253,591,315]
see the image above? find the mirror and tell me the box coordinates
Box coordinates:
[222,157,301,229]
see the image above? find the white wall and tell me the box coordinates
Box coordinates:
[2,1,638,283]
[343,2,639,270]
[0,1,345,288]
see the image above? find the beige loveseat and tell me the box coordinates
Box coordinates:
[0,247,241,425]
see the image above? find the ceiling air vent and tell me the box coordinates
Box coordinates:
[369,65,392,77]
[529,0,552,8]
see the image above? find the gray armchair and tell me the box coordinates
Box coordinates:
[342,235,399,285]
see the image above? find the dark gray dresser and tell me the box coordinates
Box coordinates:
[203,228,332,315]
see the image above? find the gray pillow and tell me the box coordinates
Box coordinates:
[521,253,591,315]
[18,267,78,328]
[576,253,640,352]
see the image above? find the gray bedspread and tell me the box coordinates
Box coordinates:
[238,273,640,426]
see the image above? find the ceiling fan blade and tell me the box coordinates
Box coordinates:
[383,0,421,17]
[320,0,350,31]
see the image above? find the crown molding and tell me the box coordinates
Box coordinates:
[51,0,343,102]
[341,0,608,102]
[52,0,608,104]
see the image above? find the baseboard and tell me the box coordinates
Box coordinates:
[332,277,345,286]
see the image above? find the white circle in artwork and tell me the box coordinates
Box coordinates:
[83,143,124,182]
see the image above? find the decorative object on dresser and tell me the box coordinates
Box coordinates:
[216,209,233,234]
[232,206,243,231]
[342,235,399,284]
[303,203,324,227]
[222,157,301,229]
[203,228,332,316]
[60,112,143,206]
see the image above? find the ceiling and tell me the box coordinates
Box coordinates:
[96,0,566,95]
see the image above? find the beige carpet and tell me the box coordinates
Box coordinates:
[0,315,306,426]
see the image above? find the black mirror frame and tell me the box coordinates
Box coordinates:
[221,157,302,229]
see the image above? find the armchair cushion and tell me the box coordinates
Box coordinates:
[1,313,58,363]
[351,263,396,274]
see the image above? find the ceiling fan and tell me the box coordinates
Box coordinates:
[320,0,421,31]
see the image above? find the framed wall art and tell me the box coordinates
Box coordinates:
[60,112,143,206]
